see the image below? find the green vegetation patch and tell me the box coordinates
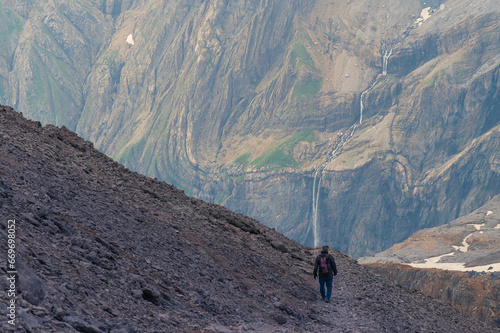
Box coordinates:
[36,43,78,90]
[24,43,80,124]
[290,42,322,99]
[251,149,298,169]
[26,57,57,107]
[451,52,481,83]
[215,190,229,203]
[116,138,147,165]
[233,152,251,166]
[250,129,317,170]
[422,69,449,87]
[422,76,436,87]
[101,50,121,65]
[291,44,315,69]
[234,174,245,183]
[292,78,323,99]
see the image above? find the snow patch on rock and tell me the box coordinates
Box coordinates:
[126,34,135,45]
[452,234,472,253]
[408,260,500,272]
[407,222,500,272]
[470,223,485,231]
[415,7,431,26]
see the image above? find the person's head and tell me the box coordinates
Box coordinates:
[322,245,329,252]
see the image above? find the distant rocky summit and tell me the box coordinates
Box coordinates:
[1,105,498,332]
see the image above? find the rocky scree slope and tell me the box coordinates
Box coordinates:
[0,105,498,332]
[366,264,500,328]
[1,0,500,258]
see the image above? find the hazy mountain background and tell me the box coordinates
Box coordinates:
[1,0,499,258]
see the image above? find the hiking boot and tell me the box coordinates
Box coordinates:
[325,299,330,303]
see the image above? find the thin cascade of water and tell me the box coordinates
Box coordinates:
[311,126,355,247]
[382,48,392,76]
[381,41,393,76]
[359,79,379,124]
[311,169,321,247]
[311,42,392,248]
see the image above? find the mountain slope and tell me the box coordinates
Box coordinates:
[1,105,499,332]
[360,193,500,327]
[360,194,500,269]
[1,0,499,258]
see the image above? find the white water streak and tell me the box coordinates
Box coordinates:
[382,48,392,75]
[359,79,379,124]
[312,170,322,247]
[311,126,357,247]
[311,44,391,247]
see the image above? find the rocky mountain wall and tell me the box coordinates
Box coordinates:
[0,0,499,258]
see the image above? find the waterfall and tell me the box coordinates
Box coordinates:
[359,79,379,124]
[381,41,393,76]
[311,42,393,248]
[382,49,392,75]
[311,169,321,248]
[310,127,356,247]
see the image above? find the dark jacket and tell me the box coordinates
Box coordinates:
[313,251,338,279]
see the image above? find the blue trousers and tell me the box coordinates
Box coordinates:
[318,276,333,300]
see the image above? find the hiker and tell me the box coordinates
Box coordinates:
[313,245,338,302]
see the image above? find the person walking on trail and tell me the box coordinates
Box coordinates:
[313,245,338,302]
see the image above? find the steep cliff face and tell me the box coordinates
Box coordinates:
[2,0,113,128]
[218,0,500,257]
[1,0,499,257]
[219,1,500,258]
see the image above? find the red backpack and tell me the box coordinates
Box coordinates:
[320,256,329,274]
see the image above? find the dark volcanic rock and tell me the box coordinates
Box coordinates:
[0,105,498,332]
